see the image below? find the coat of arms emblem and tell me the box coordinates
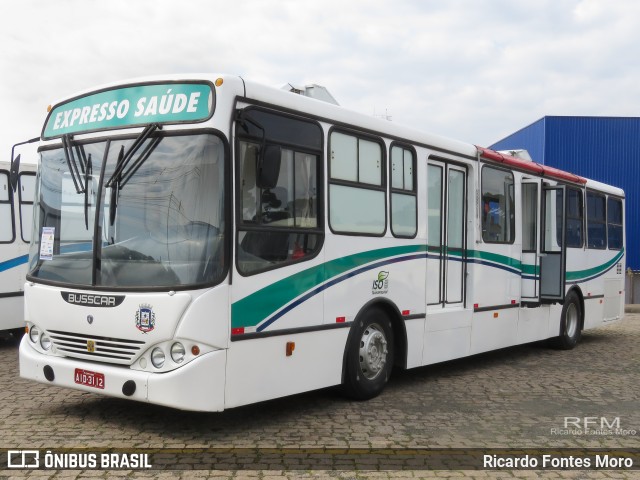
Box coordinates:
[135,304,156,333]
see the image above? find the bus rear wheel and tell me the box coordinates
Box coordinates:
[342,308,394,400]
[555,292,582,350]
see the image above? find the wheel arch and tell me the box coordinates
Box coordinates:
[340,298,408,384]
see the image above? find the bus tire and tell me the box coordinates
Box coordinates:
[11,328,25,339]
[556,291,582,350]
[342,308,394,400]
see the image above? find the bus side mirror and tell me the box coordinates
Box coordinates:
[9,136,39,192]
[9,154,21,192]
[257,144,281,190]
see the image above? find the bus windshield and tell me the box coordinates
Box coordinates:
[28,132,226,289]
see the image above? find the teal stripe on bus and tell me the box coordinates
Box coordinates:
[230,246,624,330]
[231,245,427,329]
[566,250,624,282]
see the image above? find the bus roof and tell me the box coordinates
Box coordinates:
[41,73,623,196]
[584,178,625,197]
[242,76,480,158]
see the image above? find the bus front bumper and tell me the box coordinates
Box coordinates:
[19,336,227,412]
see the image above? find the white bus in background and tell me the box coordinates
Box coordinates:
[0,156,36,336]
[18,75,625,411]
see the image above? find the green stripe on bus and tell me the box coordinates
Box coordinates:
[467,250,522,270]
[231,246,623,329]
[231,245,427,329]
[566,250,624,282]
[469,249,623,279]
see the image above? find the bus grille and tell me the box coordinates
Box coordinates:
[47,330,146,365]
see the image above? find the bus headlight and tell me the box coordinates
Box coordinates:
[151,347,165,368]
[40,333,52,351]
[29,326,40,344]
[170,342,185,364]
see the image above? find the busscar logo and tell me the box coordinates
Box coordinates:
[372,271,389,295]
[61,292,125,308]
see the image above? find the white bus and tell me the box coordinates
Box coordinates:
[0,156,36,336]
[19,75,625,411]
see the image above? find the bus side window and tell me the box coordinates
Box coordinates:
[607,197,623,250]
[565,188,583,248]
[238,144,320,273]
[0,171,15,243]
[19,172,36,242]
[587,192,606,249]
[481,166,514,244]
[236,108,323,275]
[328,131,386,235]
[390,144,417,238]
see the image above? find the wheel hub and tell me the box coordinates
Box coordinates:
[566,303,578,338]
[359,324,388,380]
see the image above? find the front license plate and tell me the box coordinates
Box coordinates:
[74,368,105,389]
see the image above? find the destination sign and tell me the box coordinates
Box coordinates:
[43,82,214,138]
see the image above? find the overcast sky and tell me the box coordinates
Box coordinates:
[3,0,640,163]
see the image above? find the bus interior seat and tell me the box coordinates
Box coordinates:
[240,187,291,262]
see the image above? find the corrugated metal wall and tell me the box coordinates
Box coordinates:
[490,116,639,270]
[490,117,546,163]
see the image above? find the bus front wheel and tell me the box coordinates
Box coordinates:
[555,292,582,350]
[342,308,394,400]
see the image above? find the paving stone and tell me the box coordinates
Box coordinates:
[0,315,637,478]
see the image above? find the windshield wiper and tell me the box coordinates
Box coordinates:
[106,124,162,230]
[62,135,93,231]
[62,134,86,194]
[105,123,161,189]
[119,135,161,187]
[84,154,92,229]
[109,146,124,227]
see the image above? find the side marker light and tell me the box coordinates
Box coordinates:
[286,342,295,357]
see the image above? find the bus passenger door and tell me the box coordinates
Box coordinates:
[426,161,467,307]
[424,160,469,366]
[520,180,540,303]
[540,185,566,302]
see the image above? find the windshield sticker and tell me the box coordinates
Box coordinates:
[43,82,214,138]
[39,227,55,261]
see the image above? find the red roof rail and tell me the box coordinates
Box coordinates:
[476,146,586,185]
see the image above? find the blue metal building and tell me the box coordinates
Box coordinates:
[490,116,639,270]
